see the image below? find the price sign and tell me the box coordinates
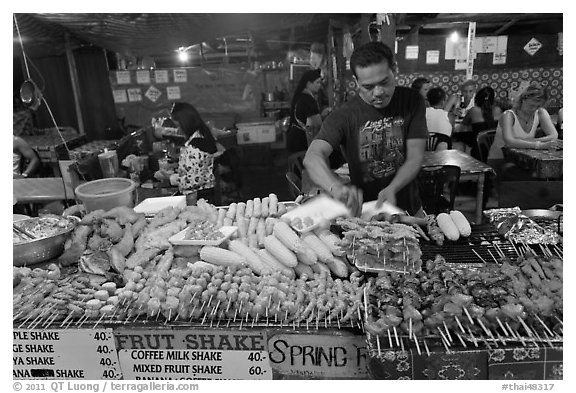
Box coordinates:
[166,86,181,100]
[112,90,127,103]
[136,70,151,84]
[118,349,272,380]
[173,69,188,83]
[116,71,131,85]
[127,88,142,102]
[155,70,169,84]
[145,86,162,103]
[13,329,121,379]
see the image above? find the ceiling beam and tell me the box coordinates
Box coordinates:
[493,18,520,35]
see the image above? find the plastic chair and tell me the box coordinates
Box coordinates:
[426,132,452,151]
[476,129,496,163]
[417,165,461,215]
[285,171,302,200]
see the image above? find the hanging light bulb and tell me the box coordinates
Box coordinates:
[450,31,459,43]
[178,47,189,62]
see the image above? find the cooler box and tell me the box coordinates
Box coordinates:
[236,120,276,145]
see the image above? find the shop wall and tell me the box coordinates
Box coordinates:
[109,64,262,129]
[343,32,563,108]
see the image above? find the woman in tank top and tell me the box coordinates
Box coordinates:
[488,83,558,173]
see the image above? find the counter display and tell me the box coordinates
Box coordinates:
[13,194,563,380]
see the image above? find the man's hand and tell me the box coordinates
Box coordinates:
[331,184,363,217]
[376,186,397,208]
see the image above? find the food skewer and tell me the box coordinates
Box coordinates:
[443,320,454,342]
[93,312,107,329]
[471,249,488,264]
[376,335,382,356]
[453,316,466,334]
[423,338,431,357]
[413,335,422,356]
[487,249,500,264]
[534,315,554,337]
[387,329,393,348]
[496,317,510,336]
[455,332,467,348]
[517,316,535,338]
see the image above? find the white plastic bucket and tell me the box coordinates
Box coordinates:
[75,178,136,212]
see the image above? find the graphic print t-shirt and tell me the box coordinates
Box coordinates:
[316,87,428,214]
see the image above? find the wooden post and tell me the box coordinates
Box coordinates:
[64,33,85,135]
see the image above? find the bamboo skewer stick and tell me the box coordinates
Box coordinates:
[471,249,488,264]
[517,316,535,338]
[437,328,451,353]
[463,308,475,325]
[423,339,431,357]
[393,326,400,346]
[413,335,422,356]
[443,320,454,342]
[376,335,382,356]
[534,315,554,337]
[387,329,393,348]
[466,326,478,347]
[455,332,467,348]
[93,312,107,329]
[487,249,500,264]
[496,317,510,336]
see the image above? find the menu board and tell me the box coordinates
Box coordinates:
[114,328,272,380]
[13,329,121,379]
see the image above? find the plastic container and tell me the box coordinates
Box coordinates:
[75,178,136,213]
[98,150,119,178]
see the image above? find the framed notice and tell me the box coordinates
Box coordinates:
[155,70,169,84]
[136,70,151,85]
[405,45,419,60]
[127,88,143,102]
[426,50,440,64]
[173,69,188,83]
[116,71,131,85]
[166,86,181,101]
[112,89,128,103]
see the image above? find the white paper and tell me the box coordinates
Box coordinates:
[493,52,507,65]
[558,32,563,55]
[127,88,142,102]
[445,37,468,60]
[145,85,162,103]
[155,70,169,83]
[455,59,467,70]
[405,45,419,60]
[116,71,131,85]
[426,50,440,64]
[474,36,498,53]
[112,89,128,103]
[524,37,542,56]
[136,70,151,84]
[166,86,181,100]
[173,69,188,83]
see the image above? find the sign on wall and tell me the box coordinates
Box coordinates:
[524,37,543,56]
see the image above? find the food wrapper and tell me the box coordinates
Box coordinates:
[484,207,561,245]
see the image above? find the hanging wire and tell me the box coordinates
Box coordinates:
[13,14,31,80]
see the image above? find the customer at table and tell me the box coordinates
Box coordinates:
[445,79,477,118]
[425,87,453,150]
[13,135,40,178]
[411,77,431,106]
[286,69,323,152]
[458,86,502,158]
[487,83,558,176]
[304,42,428,216]
[170,102,218,204]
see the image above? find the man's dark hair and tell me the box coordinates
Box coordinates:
[350,42,395,77]
[411,77,430,92]
[427,87,447,107]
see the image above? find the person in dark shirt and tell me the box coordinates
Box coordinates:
[304,42,428,216]
[286,69,323,153]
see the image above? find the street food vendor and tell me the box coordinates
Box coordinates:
[303,42,428,217]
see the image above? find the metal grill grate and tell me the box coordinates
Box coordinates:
[420,224,560,264]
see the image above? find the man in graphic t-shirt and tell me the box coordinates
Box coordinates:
[303,41,428,216]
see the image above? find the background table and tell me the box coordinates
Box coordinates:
[422,150,494,223]
[503,146,563,179]
[13,178,76,204]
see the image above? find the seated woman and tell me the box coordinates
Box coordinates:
[459,87,502,158]
[411,77,432,107]
[487,83,558,178]
[13,135,40,178]
[169,102,218,204]
[286,69,323,153]
[425,87,453,150]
